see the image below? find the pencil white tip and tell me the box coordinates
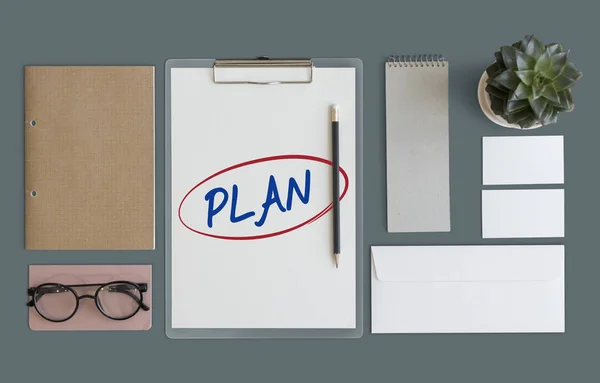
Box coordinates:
[332,104,339,111]
[335,253,340,268]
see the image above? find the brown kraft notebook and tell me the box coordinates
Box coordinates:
[24,66,155,250]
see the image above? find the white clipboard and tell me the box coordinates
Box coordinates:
[165,58,363,338]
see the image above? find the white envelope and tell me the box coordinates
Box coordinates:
[371,245,564,333]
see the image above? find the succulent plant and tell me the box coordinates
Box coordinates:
[485,35,582,129]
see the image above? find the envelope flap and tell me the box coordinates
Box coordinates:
[372,245,564,282]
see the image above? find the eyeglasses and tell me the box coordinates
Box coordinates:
[27,281,150,322]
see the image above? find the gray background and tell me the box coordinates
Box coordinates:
[0,0,596,381]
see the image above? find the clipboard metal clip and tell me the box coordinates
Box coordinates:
[213,57,313,85]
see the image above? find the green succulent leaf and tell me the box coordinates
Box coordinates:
[546,43,563,55]
[553,73,580,91]
[485,84,508,99]
[506,107,533,123]
[511,83,532,100]
[539,104,555,124]
[550,90,574,112]
[541,85,560,104]
[529,97,548,120]
[534,51,552,74]
[553,62,583,91]
[490,95,506,116]
[544,52,569,79]
[507,99,530,113]
[501,46,519,70]
[543,109,560,125]
[515,70,535,86]
[488,80,510,93]
[494,51,505,68]
[495,69,520,90]
[487,74,509,91]
[563,61,582,78]
[532,83,543,100]
[486,62,505,79]
[516,50,536,70]
[521,35,545,60]
[519,117,540,129]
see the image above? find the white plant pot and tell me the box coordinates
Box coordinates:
[477,71,542,130]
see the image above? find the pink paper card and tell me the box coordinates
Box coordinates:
[29,265,152,331]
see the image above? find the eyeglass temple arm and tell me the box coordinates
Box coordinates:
[107,283,150,311]
[27,288,34,306]
[27,284,150,311]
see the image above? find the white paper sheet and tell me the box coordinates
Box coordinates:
[482,189,564,238]
[170,67,356,329]
[371,245,565,333]
[483,136,564,185]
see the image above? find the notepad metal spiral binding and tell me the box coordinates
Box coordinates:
[386,54,447,68]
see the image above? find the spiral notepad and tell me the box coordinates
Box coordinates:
[385,54,450,233]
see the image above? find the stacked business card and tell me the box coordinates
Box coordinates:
[481,136,565,239]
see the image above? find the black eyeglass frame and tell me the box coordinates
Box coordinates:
[27,281,150,323]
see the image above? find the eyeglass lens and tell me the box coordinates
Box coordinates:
[97,283,142,319]
[34,284,77,321]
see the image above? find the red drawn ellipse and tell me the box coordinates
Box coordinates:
[178,154,349,240]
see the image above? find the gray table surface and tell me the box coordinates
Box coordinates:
[1,0,597,382]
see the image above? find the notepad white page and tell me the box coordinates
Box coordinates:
[170,67,356,328]
[483,136,564,185]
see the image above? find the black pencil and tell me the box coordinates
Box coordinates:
[331,105,340,268]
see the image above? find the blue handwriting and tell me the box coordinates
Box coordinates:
[204,169,311,228]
